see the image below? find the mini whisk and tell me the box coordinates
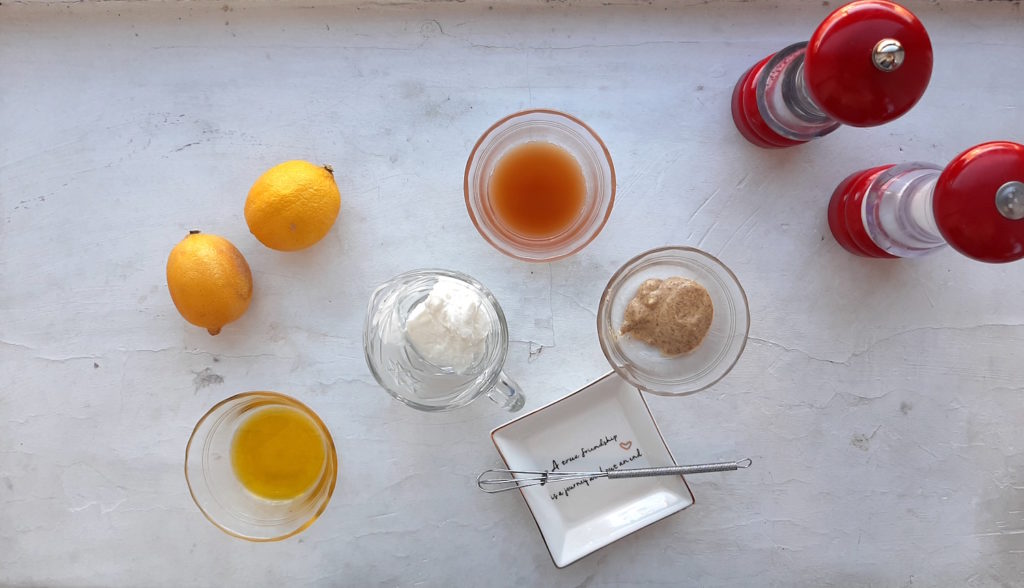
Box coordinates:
[477,458,752,493]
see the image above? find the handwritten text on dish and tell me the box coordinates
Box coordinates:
[546,434,643,501]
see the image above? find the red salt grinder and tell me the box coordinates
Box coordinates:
[731,0,932,148]
[827,141,1024,263]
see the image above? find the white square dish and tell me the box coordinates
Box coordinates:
[490,372,694,568]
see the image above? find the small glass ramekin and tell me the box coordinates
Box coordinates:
[184,392,338,542]
[464,109,616,262]
[597,247,750,396]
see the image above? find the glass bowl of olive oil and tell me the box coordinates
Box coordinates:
[185,392,338,541]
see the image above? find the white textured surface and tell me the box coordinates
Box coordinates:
[1,0,1022,586]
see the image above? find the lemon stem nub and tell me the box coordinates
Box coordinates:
[322,164,334,174]
[189,230,201,235]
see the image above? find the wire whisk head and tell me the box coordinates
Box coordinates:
[476,469,599,493]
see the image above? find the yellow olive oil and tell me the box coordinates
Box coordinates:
[230,406,327,501]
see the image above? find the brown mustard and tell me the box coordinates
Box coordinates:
[620,277,713,356]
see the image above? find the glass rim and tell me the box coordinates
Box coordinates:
[184,391,339,542]
[597,246,750,396]
[463,108,616,262]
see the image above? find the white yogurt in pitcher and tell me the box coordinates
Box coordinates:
[405,276,492,374]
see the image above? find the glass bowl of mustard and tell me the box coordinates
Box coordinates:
[185,392,338,541]
[597,246,750,396]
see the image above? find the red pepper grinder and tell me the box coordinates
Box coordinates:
[731,0,932,148]
[828,141,1024,263]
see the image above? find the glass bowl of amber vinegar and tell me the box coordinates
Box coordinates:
[464,109,616,262]
[185,392,337,541]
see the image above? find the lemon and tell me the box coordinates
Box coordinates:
[244,160,341,251]
[166,231,253,335]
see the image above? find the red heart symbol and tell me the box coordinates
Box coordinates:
[619,441,632,451]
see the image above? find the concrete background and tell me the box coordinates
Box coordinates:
[1,0,1022,585]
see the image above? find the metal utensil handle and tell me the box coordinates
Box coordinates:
[606,458,752,479]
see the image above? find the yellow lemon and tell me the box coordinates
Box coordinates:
[244,160,341,251]
[166,231,253,335]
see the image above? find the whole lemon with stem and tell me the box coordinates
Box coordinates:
[166,231,253,335]
[244,160,341,251]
